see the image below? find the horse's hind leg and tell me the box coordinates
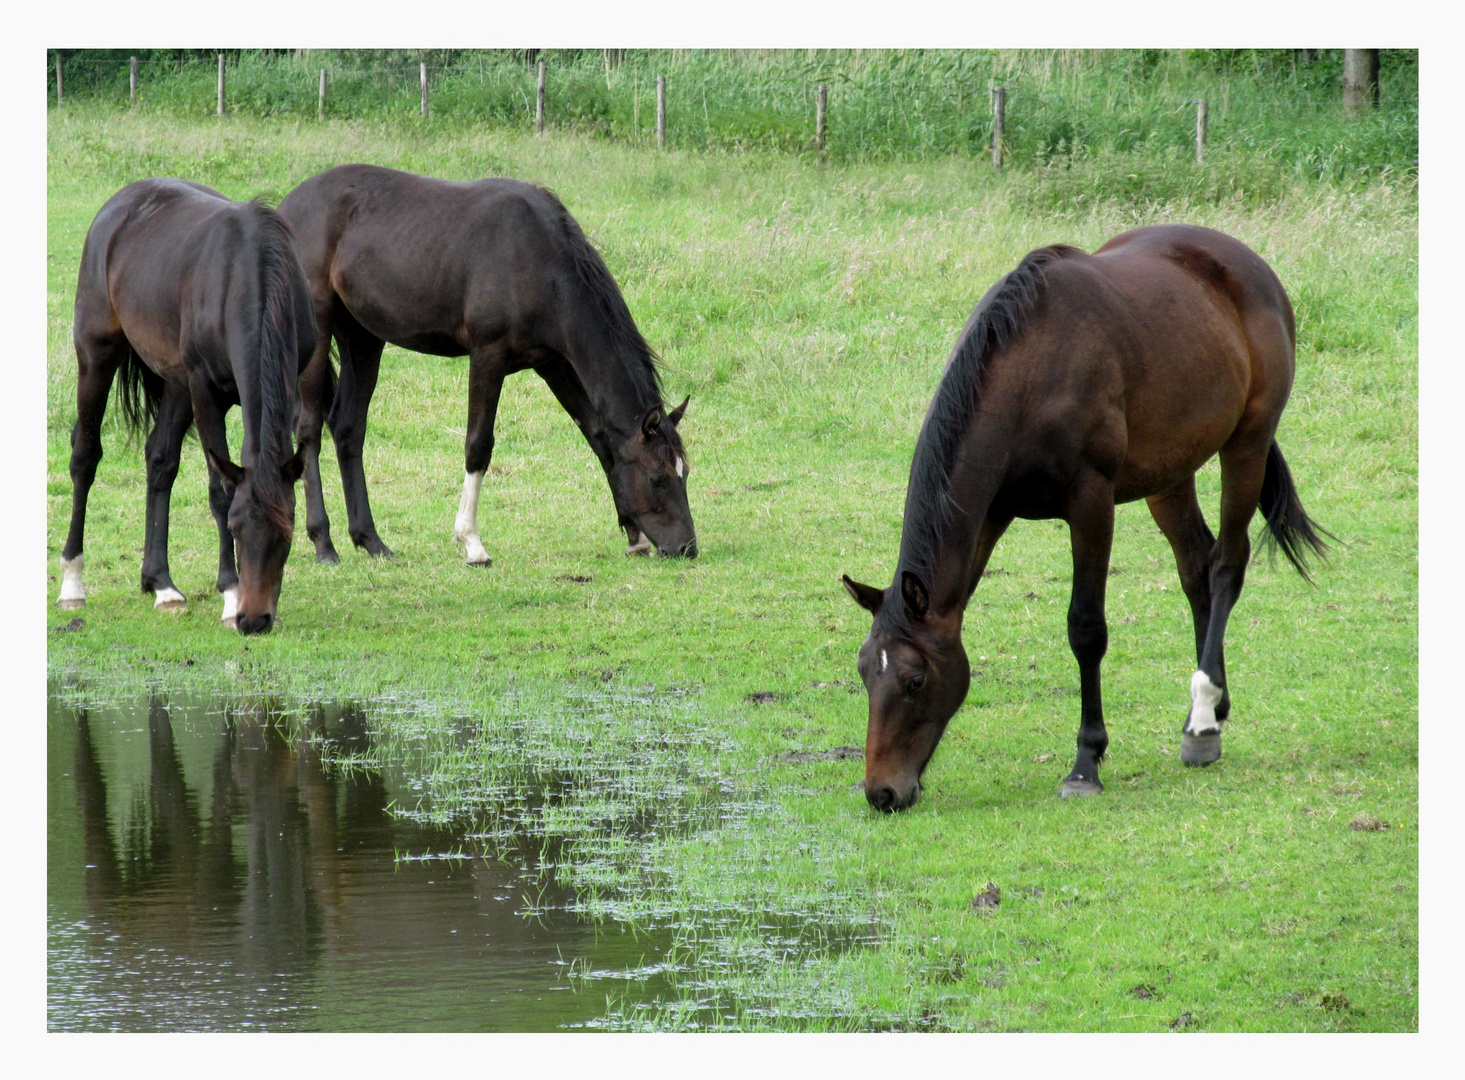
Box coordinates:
[330,315,393,558]
[1060,473,1116,797]
[59,331,124,609]
[1181,439,1270,765]
[297,322,339,564]
[139,383,194,612]
[1146,477,1231,724]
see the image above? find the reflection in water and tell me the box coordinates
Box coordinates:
[47,692,674,1032]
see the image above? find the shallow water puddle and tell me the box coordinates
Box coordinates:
[48,682,879,1031]
[47,689,680,1031]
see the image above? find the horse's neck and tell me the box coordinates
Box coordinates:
[904,411,1015,620]
[560,320,658,442]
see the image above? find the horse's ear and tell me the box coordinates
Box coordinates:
[901,570,930,622]
[641,404,665,440]
[842,574,885,616]
[281,444,307,485]
[206,448,244,489]
[668,395,690,427]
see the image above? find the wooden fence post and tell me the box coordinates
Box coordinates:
[55,56,63,107]
[420,62,429,118]
[217,54,225,116]
[1195,98,1209,163]
[991,86,1006,170]
[130,57,138,103]
[656,75,666,150]
[816,85,827,151]
[536,60,546,134]
[319,69,327,121]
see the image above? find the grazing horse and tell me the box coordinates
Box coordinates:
[58,179,315,634]
[276,164,698,566]
[843,225,1328,812]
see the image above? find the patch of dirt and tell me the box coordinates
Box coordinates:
[970,882,1000,911]
[1319,992,1352,1012]
[745,691,782,704]
[777,746,863,764]
[1349,813,1389,831]
[555,574,593,584]
[1129,984,1160,1001]
[1169,1011,1197,1030]
[52,618,86,633]
[1032,752,1055,763]
[811,680,860,693]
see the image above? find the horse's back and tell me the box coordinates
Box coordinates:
[279,164,575,352]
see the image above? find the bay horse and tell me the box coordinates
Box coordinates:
[276,164,697,566]
[58,179,315,634]
[842,225,1328,811]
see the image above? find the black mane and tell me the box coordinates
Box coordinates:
[541,186,663,400]
[887,244,1077,622]
[247,198,302,537]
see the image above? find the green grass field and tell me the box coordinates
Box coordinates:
[46,101,1417,1031]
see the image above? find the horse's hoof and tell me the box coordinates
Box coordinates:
[156,600,187,614]
[465,556,493,568]
[1060,777,1103,797]
[625,544,652,558]
[221,615,238,631]
[57,598,86,610]
[315,549,340,565]
[371,543,396,559]
[1180,732,1222,766]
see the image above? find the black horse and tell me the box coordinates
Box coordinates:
[59,179,315,634]
[843,225,1329,811]
[276,164,697,566]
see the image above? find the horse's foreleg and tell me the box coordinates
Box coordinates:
[193,386,240,626]
[139,384,194,612]
[297,330,339,564]
[455,343,510,567]
[331,321,392,557]
[59,334,123,609]
[1146,478,1229,722]
[1181,439,1268,765]
[1060,475,1115,797]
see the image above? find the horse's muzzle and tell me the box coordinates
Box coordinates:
[236,611,275,635]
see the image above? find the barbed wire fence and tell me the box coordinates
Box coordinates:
[46,52,1419,176]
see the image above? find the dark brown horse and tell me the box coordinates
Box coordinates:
[59,179,315,634]
[276,164,697,566]
[843,225,1328,811]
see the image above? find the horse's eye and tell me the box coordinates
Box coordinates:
[649,473,669,488]
[906,675,926,696]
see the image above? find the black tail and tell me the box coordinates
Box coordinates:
[1257,440,1332,582]
[116,341,164,438]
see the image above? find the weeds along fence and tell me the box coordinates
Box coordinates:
[47,49,1418,182]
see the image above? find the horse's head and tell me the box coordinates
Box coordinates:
[208,447,305,635]
[842,570,971,812]
[611,396,698,558]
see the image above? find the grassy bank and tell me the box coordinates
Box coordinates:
[46,105,1417,1031]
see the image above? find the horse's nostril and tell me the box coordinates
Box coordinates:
[682,538,699,558]
[867,784,899,813]
[237,612,274,636]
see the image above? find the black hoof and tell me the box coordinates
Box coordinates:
[316,548,340,565]
[1060,777,1103,798]
[1180,731,1222,766]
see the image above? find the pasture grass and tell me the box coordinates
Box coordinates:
[45,106,1417,1031]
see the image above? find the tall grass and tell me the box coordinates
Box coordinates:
[48,48,1417,182]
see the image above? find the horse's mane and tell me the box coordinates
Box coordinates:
[884,244,1078,628]
[538,186,663,401]
[248,199,302,539]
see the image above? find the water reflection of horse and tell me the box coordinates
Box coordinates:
[66,698,566,1028]
[843,225,1329,812]
[58,180,316,634]
[276,164,698,565]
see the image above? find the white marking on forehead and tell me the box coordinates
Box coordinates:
[676,456,685,479]
[880,649,888,673]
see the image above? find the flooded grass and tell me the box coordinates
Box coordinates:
[47,670,881,1032]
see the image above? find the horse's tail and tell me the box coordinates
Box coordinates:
[248,200,306,534]
[115,341,164,439]
[1257,440,1332,582]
